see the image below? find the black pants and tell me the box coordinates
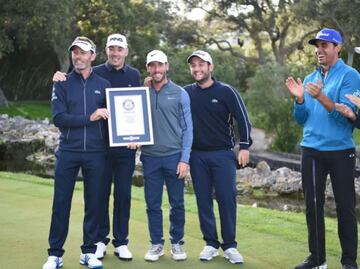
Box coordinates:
[301,147,358,266]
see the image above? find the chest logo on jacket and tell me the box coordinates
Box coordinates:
[211,98,218,103]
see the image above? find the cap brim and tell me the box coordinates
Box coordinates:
[308,39,318,45]
[106,42,127,48]
[308,38,341,45]
[68,42,95,52]
[355,47,360,54]
[187,55,196,63]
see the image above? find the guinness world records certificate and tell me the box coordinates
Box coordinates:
[106,87,154,146]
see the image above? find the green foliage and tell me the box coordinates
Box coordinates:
[0,0,189,101]
[245,64,304,152]
[0,100,51,120]
[182,0,319,66]
[294,0,360,66]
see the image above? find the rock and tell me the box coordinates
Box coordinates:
[256,160,271,176]
[0,114,59,159]
[1,115,360,202]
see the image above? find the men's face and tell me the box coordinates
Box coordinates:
[146,61,168,83]
[106,46,128,69]
[314,40,340,67]
[189,57,213,84]
[71,47,95,71]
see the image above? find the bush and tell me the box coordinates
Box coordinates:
[245,63,304,152]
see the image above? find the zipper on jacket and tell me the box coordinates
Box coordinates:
[98,122,103,139]
[66,128,71,140]
[81,77,88,151]
[155,91,159,109]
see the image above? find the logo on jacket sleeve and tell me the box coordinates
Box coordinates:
[51,87,58,101]
[94,90,101,95]
[352,89,360,97]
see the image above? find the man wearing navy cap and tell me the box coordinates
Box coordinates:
[184,50,252,265]
[52,33,141,261]
[286,28,360,269]
[43,36,110,269]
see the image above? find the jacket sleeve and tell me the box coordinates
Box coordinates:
[51,82,91,128]
[230,87,252,150]
[327,70,359,123]
[294,98,309,125]
[179,89,193,163]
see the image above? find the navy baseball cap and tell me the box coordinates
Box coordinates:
[308,28,342,45]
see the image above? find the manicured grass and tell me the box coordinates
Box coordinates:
[0,171,356,269]
[0,100,51,120]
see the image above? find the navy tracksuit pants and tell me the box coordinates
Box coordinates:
[97,147,136,247]
[190,149,238,251]
[301,147,358,267]
[140,152,185,245]
[47,150,106,257]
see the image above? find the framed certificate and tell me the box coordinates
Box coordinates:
[106,87,154,147]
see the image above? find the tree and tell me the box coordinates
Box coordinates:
[182,0,318,65]
[294,0,360,66]
[0,0,77,69]
[0,0,183,100]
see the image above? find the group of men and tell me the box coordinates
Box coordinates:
[42,33,252,269]
[42,27,359,269]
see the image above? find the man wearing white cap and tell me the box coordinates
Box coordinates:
[52,33,141,261]
[286,28,360,269]
[43,36,110,269]
[184,50,252,265]
[140,50,193,262]
[92,33,141,262]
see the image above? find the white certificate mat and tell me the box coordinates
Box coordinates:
[114,95,145,136]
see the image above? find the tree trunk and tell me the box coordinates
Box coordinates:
[53,43,70,72]
[347,51,354,67]
[0,88,9,107]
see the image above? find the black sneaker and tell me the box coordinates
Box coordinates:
[294,257,327,269]
[342,264,358,269]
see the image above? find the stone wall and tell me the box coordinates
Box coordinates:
[1,114,360,201]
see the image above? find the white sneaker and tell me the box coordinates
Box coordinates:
[79,253,102,269]
[171,244,187,261]
[42,256,63,269]
[199,245,218,261]
[114,245,133,261]
[223,248,244,264]
[95,242,106,259]
[144,244,164,261]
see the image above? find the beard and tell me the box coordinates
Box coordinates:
[193,72,211,84]
[151,72,166,83]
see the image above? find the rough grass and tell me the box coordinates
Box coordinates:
[0,171,356,269]
[0,100,51,120]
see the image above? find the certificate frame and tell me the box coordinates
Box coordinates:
[106,87,154,147]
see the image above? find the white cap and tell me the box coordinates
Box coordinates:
[106,34,128,48]
[187,50,213,64]
[68,36,96,53]
[355,47,360,54]
[146,50,168,65]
